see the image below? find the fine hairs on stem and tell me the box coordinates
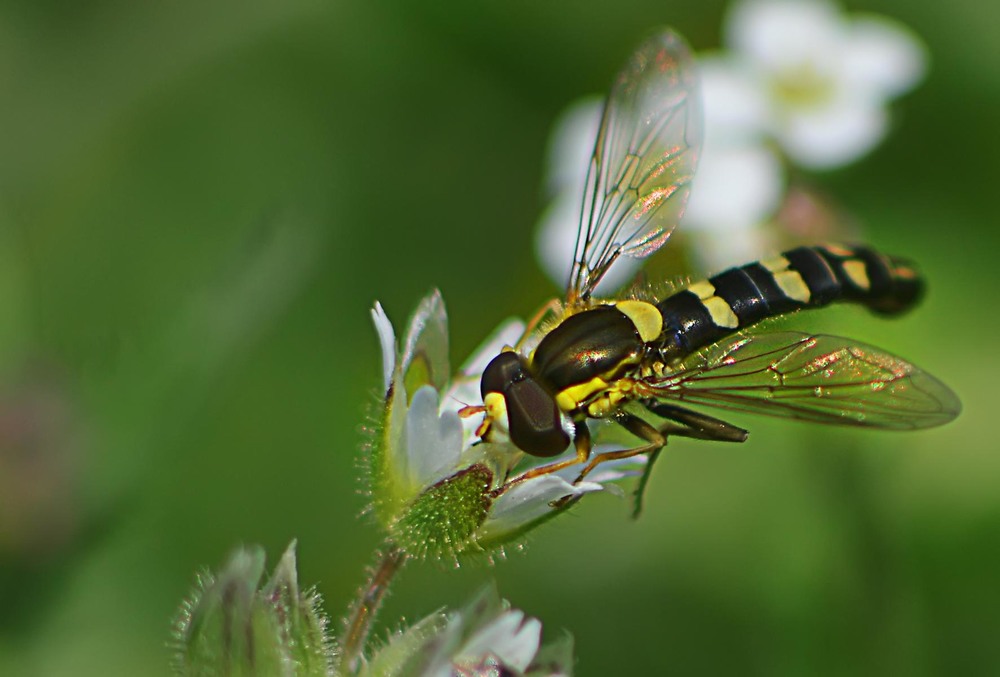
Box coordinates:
[338,541,407,675]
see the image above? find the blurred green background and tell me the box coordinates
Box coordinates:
[0,0,997,674]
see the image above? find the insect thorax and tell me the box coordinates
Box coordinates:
[530,302,663,415]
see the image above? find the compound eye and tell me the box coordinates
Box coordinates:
[480,351,526,398]
[505,378,570,457]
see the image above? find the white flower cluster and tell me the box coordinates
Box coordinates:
[537,0,925,278]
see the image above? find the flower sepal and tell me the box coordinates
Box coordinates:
[171,542,332,676]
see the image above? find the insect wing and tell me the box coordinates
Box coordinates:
[647,332,961,430]
[568,30,702,305]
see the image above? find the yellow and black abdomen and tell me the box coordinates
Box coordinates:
[656,244,924,361]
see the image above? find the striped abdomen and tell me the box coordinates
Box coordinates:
[655,244,924,362]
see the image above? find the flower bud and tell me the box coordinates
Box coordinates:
[172,541,332,676]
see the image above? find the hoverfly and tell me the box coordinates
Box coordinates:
[459,30,960,509]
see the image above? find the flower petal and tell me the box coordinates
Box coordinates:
[699,54,771,143]
[778,95,887,168]
[477,475,603,545]
[400,290,450,393]
[555,455,648,499]
[690,224,778,274]
[543,97,602,196]
[371,302,396,395]
[844,16,927,98]
[455,610,542,672]
[535,192,579,291]
[728,0,843,74]
[576,455,648,484]
[684,143,784,233]
[406,384,464,488]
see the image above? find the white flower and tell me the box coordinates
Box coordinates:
[725,0,926,169]
[369,291,645,559]
[363,584,573,676]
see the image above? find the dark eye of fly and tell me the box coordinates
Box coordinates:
[480,352,526,397]
[480,352,570,457]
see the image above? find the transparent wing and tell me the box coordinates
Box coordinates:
[567,30,702,306]
[646,332,961,430]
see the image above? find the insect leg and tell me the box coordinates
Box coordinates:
[576,404,747,517]
[641,400,749,443]
[493,421,591,497]
[573,412,667,485]
[631,447,662,519]
[545,413,666,512]
[627,402,747,516]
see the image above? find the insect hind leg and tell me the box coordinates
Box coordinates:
[641,400,749,443]
[573,401,748,517]
[547,408,671,512]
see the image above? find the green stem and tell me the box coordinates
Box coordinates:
[339,541,407,675]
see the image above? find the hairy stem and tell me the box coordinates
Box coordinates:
[339,541,407,674]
